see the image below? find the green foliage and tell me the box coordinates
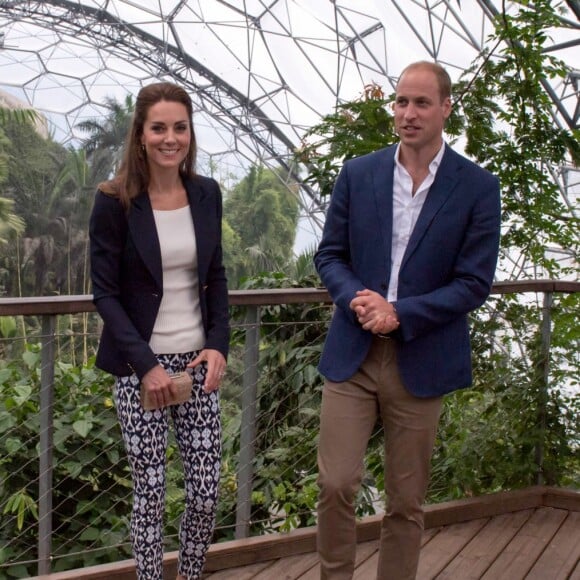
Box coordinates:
[222,166,300,287]
[0,116,94,297]
[0,196,24,246]
[0,121,25,247]
[452,0,579,278]
[0,108,39,127]
[227,271,331,533]
[0,93,135,298]
[76,94,135,176]
[0,346,133,576]
[296,83,396,198]
[427,295,580,501]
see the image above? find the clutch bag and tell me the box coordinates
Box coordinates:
[141,372,193,411]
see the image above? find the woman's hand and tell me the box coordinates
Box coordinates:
[141,365,173,409]
[187,349,226,393]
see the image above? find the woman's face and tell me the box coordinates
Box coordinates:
[140,99,191,174]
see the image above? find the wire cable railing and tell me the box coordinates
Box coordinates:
[0,281,578,577]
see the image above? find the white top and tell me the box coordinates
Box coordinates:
[387,143,445,302]
[149,205,205,354]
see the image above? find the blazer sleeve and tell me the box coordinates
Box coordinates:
[394,168,501,342]
[199,178,230,358]
[89,190,159,377]
[314,163,367,325]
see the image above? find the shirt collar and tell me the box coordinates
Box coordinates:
[394,141,446,176]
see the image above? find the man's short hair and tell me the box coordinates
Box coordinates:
[398,61,452,102]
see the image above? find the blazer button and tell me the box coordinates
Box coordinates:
[152,293,159,298]
[380,283,387,291]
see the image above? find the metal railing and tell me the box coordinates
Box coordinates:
[0,280,578,577]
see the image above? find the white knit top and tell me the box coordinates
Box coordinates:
[149,205,205,354]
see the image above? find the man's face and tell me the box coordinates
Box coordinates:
[393,67,451,154]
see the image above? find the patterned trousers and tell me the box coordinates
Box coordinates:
[115,351,221,580]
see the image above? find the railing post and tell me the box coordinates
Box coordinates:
[535,291,553,485]
[38,314,56,575]
[235,306,260,539]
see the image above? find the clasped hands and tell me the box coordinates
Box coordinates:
[141,348,226,409]
[350,289,399,335]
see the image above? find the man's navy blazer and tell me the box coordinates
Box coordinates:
[89,175,230,379]
[314,144,501,398]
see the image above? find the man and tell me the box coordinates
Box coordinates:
[314,61,501,580]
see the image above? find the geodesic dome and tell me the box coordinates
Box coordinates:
[0,0,578,242]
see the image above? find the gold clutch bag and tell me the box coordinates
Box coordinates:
[141,372,193,411]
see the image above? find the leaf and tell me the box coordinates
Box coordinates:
[79,527,100,541]
[13,384,33,406]
[5,437,22,454]
[72,418,93,438]
[22,349,40,369]
[0,413,16,434]
[0,316,17,339]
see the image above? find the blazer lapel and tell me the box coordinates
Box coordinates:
[401,146,459,267]
[185,178,210,281]
[371,146,396,266]
[128,191,163,290]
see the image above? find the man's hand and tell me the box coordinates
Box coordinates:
[350,289,399,335]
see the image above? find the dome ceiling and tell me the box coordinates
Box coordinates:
[0,0,578,233]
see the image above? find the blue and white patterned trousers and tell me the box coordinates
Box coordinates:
[114,351,221,580]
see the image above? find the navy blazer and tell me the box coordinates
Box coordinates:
[314,144,501,397]
[89,175,230,379]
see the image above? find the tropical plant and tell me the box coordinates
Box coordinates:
[0,347,133,577]
[0,107,38,126]
[296,82,396,198]
[0,118,24,249]
[227,269,332,533]
[0,116,98,298]
[222,165,300,286]
[75,94,135,178]
[451,0,579,279]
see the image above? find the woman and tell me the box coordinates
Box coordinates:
[89,81,229,580]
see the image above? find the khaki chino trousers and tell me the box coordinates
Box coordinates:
[317,337,443,580]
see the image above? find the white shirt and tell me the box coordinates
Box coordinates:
[149,205,205,354]
[387,143,446,302]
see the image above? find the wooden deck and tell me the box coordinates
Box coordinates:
[31,486,580,580]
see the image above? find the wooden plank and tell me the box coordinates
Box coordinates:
[541,486,580,511]
[27,488,578,580]
[435,510,533,579]
[525,511,580,580]
[424,488,544,529]
[354,526,440,579]
[203,560,274,579]
[1,282,577,316]
[420,527,443,546]
[355,487,546,542]
[252,551,319,579]
[298,540,378,580]
[416,518,489,579]
[353,549,379,579]
[480,507,568,580]
[202,525,318,572]
[568,560,580,580]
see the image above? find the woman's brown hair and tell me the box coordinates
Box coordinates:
[98,81,197,208]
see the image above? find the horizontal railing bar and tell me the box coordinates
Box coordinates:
[0,280,577,316]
